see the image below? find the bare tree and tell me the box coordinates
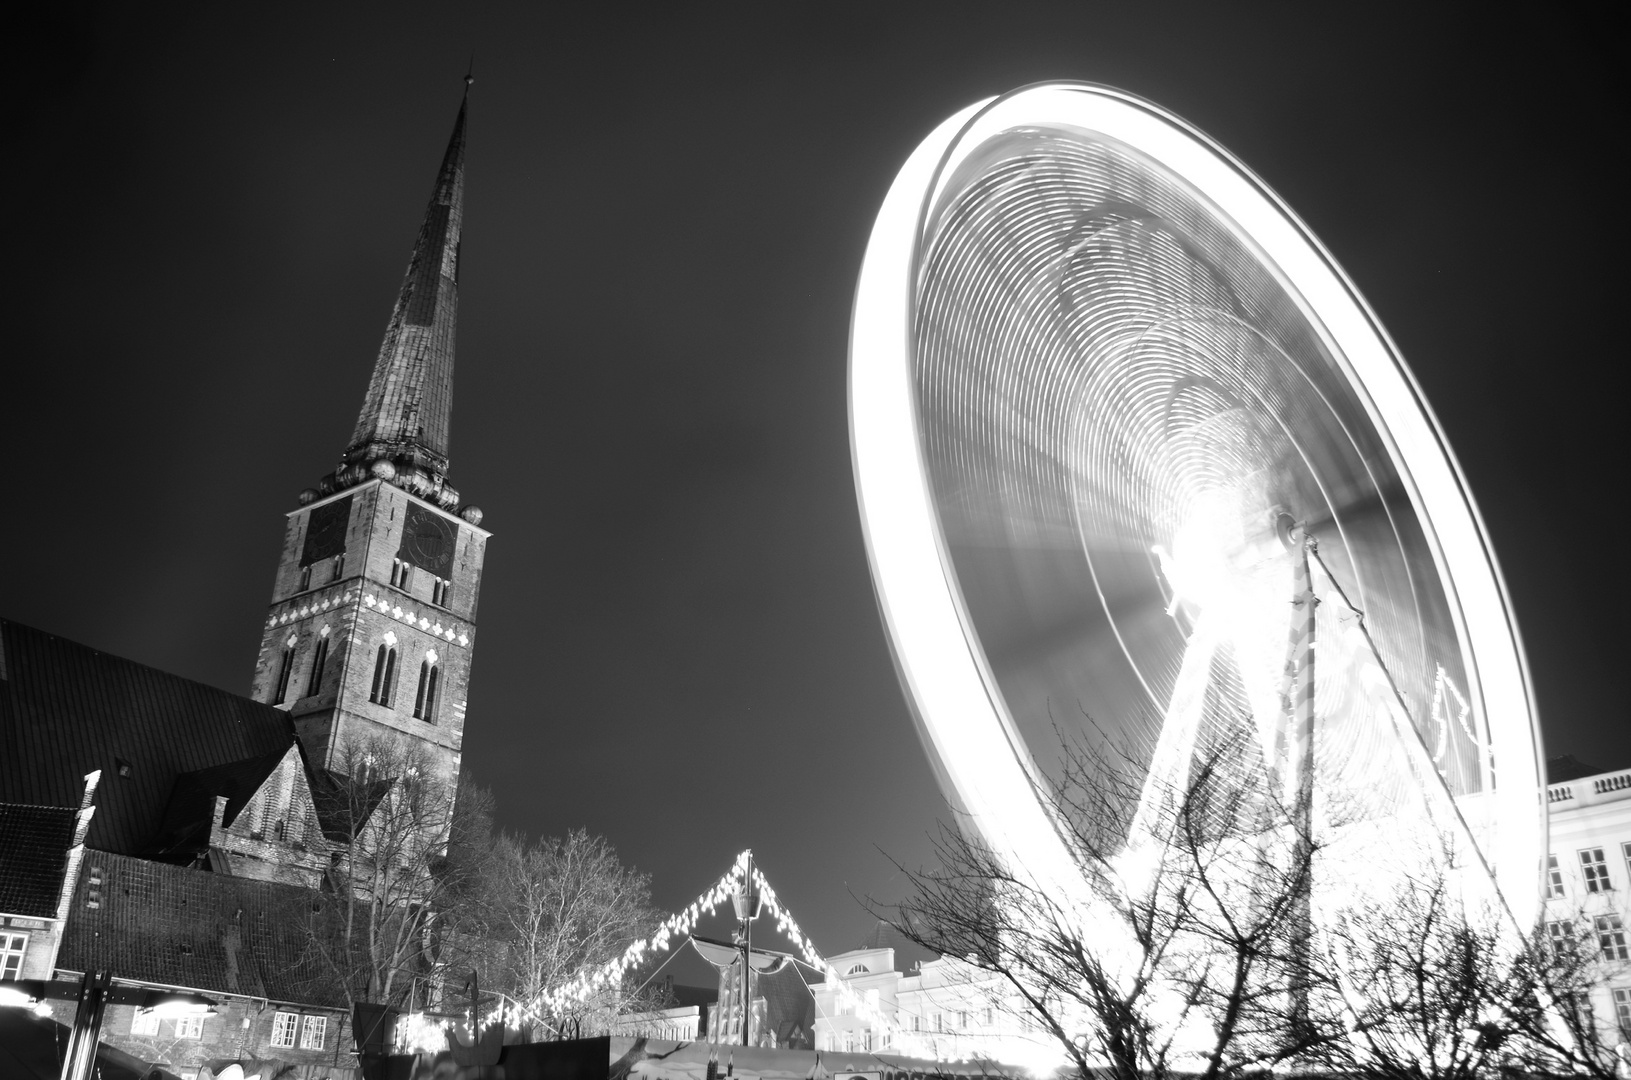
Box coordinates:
[304,734,495,1011]
[886,732,1332,1080]
[486,828,660,1038]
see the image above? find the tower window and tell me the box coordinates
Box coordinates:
[413,656,440,723]
[274,647,295,704]
[298,565,312,591]
[391,558,413,590]
[432,577,452,607]
[305,635,330,697]
[332,553,346,582]
[370,643,398,707]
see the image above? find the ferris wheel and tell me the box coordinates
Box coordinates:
[849,83,1544,924]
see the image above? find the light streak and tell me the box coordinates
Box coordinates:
[849,82,1544,927]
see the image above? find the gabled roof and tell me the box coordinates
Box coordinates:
[57,850,345,1008]
[0,619,296,857]
[0,802,78,918]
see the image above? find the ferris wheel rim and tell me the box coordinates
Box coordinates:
[849,82,1545,921]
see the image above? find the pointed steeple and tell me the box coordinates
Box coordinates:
[324,88,469,511]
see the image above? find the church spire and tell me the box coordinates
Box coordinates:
[323,87,469,511]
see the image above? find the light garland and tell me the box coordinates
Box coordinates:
[392,850,914,1054]
[747,865,911,1048]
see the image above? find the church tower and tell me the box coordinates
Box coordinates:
[250,89,488,790]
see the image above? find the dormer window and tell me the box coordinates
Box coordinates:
[391,558,413,591]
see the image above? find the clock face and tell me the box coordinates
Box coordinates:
[300,496,352,566]
[398,506,456,576]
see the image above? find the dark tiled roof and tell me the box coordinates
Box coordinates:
[57,850,345,1008]
[0,802,77,917]
[856,919,940,971]
[0,619,296,855]
[1548,754,1615,784]
[758,965,815,1050]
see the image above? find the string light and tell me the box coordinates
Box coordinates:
[392,851,919,1053]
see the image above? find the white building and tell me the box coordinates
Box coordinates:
[1542,758,1631,1042]
[810,938,1053,1069]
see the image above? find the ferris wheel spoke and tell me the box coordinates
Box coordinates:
[1127,614,1221,848]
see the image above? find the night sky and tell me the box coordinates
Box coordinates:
[8,5,1626,974]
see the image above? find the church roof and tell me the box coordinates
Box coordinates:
[0,618,295,857]
[337,88,469,508]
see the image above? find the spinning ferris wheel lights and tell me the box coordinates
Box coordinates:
[849,82,1545,923]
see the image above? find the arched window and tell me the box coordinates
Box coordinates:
[370,635,398,706]
[273,634,297,704]
[413,651,440,723]
[305,629,330,698]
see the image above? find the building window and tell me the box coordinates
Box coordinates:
[912,1015,920,1032]
[298,565,312,591]
[274,647,295,704]
[983,1006,994,1026]
[1547,854,1566,898]
[270,1010,298,1047]
[175,1014,204,1039]
[958,1011,968,1029]
[130,1008,160,1036]
[1547,919,1575,957]
[1623,842,1631,886]
[391,558,413,590]
[0,932,27,979]
[413,656,440,723]
[1616,988,1631,1038]
[1598,914,1629,961]
[370,643,398,706]
[332,553,346,582]
[863,1030,873,1051]
[432,577,452,606]
[935,1013,944,1033]
[305,634,329,697]
[300,1014,328,1049]
[1582,848,1614,893]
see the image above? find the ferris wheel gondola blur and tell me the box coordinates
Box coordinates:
[848,83,1544,923]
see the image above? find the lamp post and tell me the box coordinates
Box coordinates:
[731,852,763,1047]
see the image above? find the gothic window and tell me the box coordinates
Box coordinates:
[413,654,440,723]
[391,558,413,590]
[305,633,330,697]
[298,565,313,591]
[274,646,295,704]
[432,577,453,606]
[332,553,346,582]
[370,641,398,706]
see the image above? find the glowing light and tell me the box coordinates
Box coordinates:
[849,83,1543,926]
